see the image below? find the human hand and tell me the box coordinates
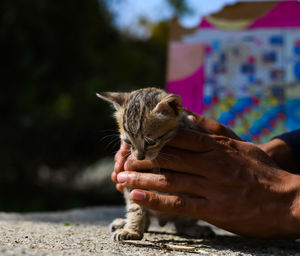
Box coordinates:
[117,129,300,239]
[187,111,297,172]
[182,108,243,141]
[112,140,130,192]
[112,112,242,192]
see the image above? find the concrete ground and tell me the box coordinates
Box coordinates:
[0,206,299,256]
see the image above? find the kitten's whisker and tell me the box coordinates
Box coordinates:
[97,129,119,136]
[99,133,119,141]
[105,136,120,145]
[98,128,118,131]
[97,135,120,149]
[102,132,119,136]
[103,137,121,151]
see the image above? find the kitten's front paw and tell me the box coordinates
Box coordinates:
[112,229,143,241]
[109,218,127,233]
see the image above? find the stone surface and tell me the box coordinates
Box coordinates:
[0,206,299,255]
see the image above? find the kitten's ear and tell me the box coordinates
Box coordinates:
[96,92,128,110]
[152,94,182,117]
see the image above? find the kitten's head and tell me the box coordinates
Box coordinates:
[97,88,182,160]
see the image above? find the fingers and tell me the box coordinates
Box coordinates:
[130,189,208,219]
[114,140,130,175]
[111,171,117,183]
[183,109,209,133]
[112,140,130,193]
[116,183,124,193]
[184,110,243,141]
[167,129,216,152]
[124,146,216,176]
[111,172,125,192]
[117,171,208,196]
[195,116,242,140]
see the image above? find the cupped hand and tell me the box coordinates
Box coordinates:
[116,129,300,239]
[112,140,130,192]
[113,113,242,192]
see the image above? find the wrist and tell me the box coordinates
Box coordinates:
[258,139,298,172]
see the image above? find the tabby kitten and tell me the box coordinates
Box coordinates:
[97,87,214,241]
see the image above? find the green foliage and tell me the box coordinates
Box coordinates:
[0,0,168,210]
[167,0,193,16]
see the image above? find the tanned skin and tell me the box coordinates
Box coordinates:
[113,114,300,239]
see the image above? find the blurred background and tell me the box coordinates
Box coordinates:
[1,0,300,212]
[0,0,192,212]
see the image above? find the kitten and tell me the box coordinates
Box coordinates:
[97,87,214,241]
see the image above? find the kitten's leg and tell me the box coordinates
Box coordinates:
[174,217,215,239]
[109,218,126,233]
[112,188,149,241]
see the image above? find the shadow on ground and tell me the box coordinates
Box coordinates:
[0,206,299,255]
[146,232,300,255]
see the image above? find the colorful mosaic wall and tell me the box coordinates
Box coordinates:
[198,30,300,143]
[167,1,300,143]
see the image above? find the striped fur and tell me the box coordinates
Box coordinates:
[97,87,214,241]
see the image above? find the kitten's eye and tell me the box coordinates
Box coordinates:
[124,139,132,145]
[145,139,156,146]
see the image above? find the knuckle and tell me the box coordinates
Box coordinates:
[148,193,161,208]
[158,173,174,188]
[215,135,236,148]
[172,196,186,210]
[124,158,135,171]
[121,148,129,157]
[130,173,141,187]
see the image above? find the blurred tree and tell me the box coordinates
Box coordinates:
[0,0,168,211]
[167,0,193,17]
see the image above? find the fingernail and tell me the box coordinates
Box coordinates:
[131,190,146,201]
[117,172,128,183]
[187,115,196,122]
